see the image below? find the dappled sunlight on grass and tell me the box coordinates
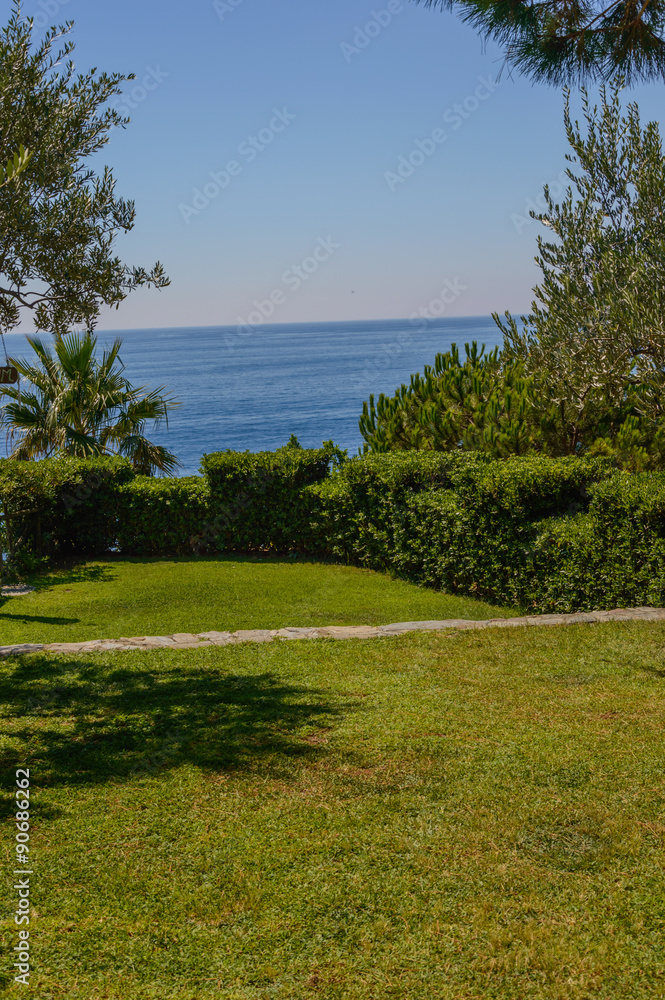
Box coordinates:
[0,621,664,997]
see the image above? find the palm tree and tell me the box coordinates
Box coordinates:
[0,332,181,475]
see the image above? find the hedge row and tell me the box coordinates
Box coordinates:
[199,441,343,552]
[2,448,664,612]
[306,453,621,609]
[114,477,211,556]
[0,455,134,572]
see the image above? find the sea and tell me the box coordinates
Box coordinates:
[5,317,503,475]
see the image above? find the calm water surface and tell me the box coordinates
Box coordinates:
[5,317,502,474]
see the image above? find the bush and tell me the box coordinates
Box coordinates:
[2,449,664,613]
[114,477,212,556]
[525,473,665,612]
[307,451,494,567]
[310,453,617,605]
[0,456,134,576]
[200,441,344,552]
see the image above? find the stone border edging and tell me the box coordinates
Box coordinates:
[1,607,664,657]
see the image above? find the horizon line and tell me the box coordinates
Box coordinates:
[6,313,508,336]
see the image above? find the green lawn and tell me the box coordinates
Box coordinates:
[0,556,519,645]
[1,622,664,998]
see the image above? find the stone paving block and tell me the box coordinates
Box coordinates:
[43,643,86,653]
[170,633,200,643]
[232,629,276,643]
[560,613,598,624]
[450,620,490,630]
[321,626,381,639]
[485,617,529,628]
[197,631,234,644]
[125,636,175,647]
[526,615,569,626]
[273,627,322,640]
[170,641,214,649]
[380,620,487,635]
[0,644,44,657]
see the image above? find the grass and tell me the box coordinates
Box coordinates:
[0,556,520,645]
[1,621,664,998]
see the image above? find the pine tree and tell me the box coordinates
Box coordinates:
[411,1,665,85]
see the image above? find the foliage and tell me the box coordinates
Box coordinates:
[3,448,664,613]
[114,477,211,556]
[0,144,31,188]
[309,452,625,610]
[0,332,181,475]
[0,455,133,580]
[530,472,665,609]
[307,449,493,567]
[199,440,346,552]
[359,342,539,456]
[361,84,665,471]
[0,3,168,336]
[497,83,665,466]
[412,0,665,85]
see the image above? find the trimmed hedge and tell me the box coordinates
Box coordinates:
[527,473,665,611]
[306,451,495,567]
[0,456,134,569]
[307,454,615,594]
[2,448,664,613]
[309,455,661,612]
[114,477,211,556]
[200,441,344,552]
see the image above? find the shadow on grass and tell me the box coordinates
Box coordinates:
[0,653,351,803]
[0,612,80,626]
[34,562,119,589]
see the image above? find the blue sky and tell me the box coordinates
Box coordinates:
[14,0,665,330]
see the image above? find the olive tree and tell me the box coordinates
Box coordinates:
[496,81,665,462]
[0,3,168,337]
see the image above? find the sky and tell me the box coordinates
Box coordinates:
[9,0,665,331]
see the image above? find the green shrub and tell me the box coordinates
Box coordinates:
[308,451,494,567]
[310,453,617,605]
[2,449,664,613]
[114,477,212,556]
[200,441,344,552]
[0,456,134,575]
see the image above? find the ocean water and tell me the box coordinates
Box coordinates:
[7,317,503,475]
